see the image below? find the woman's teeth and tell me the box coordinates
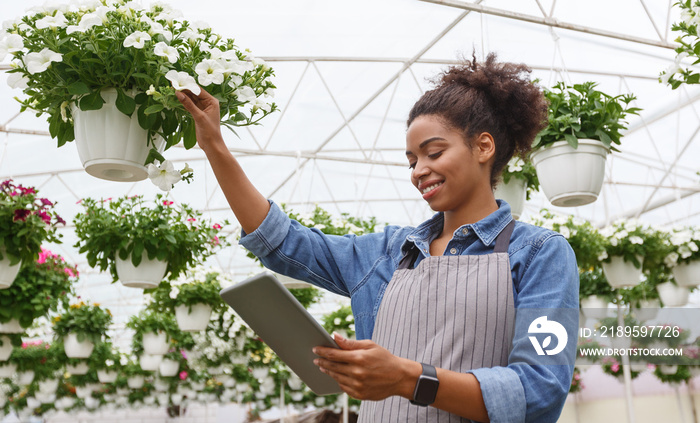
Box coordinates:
[422,182,443,194]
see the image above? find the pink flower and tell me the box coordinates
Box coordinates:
[13,209,30,221]
[163,200,174,206]
[64,268,77,278]
[212,223,222,230]
[10,191,19,197]
[76,199,83,204]
[187,218,196,222]
[21,342,27,349]
[34,210,52,224]
[181,350,187,359]
[40,198,53,207]
[211,236,220,246]
[179,371,188,380]
[611,363,620,373]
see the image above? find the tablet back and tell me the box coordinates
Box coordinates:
[220,272,342,395]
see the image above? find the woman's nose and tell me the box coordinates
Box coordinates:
[412,161,430,179]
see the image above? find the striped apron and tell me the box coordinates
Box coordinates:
[357,220,516,422]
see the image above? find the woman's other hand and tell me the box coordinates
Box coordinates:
[176,88,223,153]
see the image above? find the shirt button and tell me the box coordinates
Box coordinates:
[449,248,457,255]
[462,228,469,235]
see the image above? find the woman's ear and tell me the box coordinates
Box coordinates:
[475,132,496,164]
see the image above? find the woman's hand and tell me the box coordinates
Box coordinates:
[175,88,224,153]
[313,333,420,401]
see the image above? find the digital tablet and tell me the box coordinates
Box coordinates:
[219,272,342,395]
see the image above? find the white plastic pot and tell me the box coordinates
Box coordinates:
[0,362,16,377]
[75,386,93,399]
[290,392,304,402]
[71,89,166,182]
[116,252,168,289]
[17,370,34,385]
[142,331,169,355]
[656,282,689,307]
[38,379,59,394]
[632,299,660,322]
[143,396,156,405]
[64,333,95,359]
[140,353,163,371]
[580,295,610,320]
[252,367,268,380]
[35,392,56,404]
[127,375,145,389]
[629,363,648,373]
[175,303,213,332]
[159,358,179,377]
[0,255,21,289]
[0,319,23,334]
[672,261,700,287]
[531,139,609,207]
[170,393,183,406]
[0,336,11,361]
[97,369,118,383]
[602,255,643,288]
[208,365,225,375]
[493,177,527,220]
[659,365,678,375]
[156,393,169,405]
[154,378,170,391]
[66,362,89,375]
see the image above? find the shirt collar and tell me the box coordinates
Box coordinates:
[402,200,514,252]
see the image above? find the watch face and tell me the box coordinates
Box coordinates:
[414,375,440,405]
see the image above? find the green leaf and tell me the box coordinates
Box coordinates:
[687,73,700,84]
[67,81,90,96]
[144,104,164,115]
[79,91,106,111]
[563,133,578,148]
[183,121,197,149]
[116,89,136,116]
[137,104,158,130]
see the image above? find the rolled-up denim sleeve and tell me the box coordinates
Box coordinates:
[239,200,402,297]
[469,234,579,423]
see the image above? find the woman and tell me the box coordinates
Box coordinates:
[177,53,579,423]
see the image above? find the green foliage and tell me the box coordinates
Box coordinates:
[9,341,59,375]
[52,302,113,345]
[579,268,615,303]
[533,82,640,152]
[653,365,692,384]
[664,1,700,88]
[73,195,228,283]
[5,1,277,151]
[122,359,150,377]
[87,341,122,371]
[499,156,540,200]
[601,356,642,380]
[599,219,670,272]
[0,249,76,328]
[289,287,322,309]
[146,266,227,314]
[0,179,63,265]
[322,306,355,339]
[569,367,583,393]
[665,226,700,266]
[127,309,179,352]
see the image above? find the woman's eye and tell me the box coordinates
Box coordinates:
[408,162,416,170]
[428,151,443,159]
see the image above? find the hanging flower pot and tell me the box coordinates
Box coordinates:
[632,299,660,322]
[127,375,145,389]
[494,177,527,220]
[0,257,21,290]
[16,370,34,385]
[0,362,16,377]
[154,378,170,392]
[63,333,95,359]
[672,261,700,287]
[159,359,180,377]
[116,252,168,289]
[175,304,213,332]
[531,139,609,207]
[0,319,24,334]
[602,255,643,288]
[38,379,59,394]
[66,361,89,375]
[35,392,56,405]
[656,282,690,307]
[142,331,169,355]
[252,367,269,380]
[208,365,225,376]
[579,295,610,320]
[629,363,648,373]
[659,365,678,375]
[0,336,12,361]
[140,353,163,371]
[97,369,118,384]
[75,385,93,399]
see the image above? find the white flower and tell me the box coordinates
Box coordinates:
[195,59,224,86]
[190,20,210,30]
[599,226,614,238]
[679,245,693,259]
[558,226,570,239]
[665,252,679,268]
[628,236,644,245]
[507,157,524,173]
[660,53,688,85]
[6,72,29,89]
[614,230,628,240]
[154,42,178,63]
[314,223,326,231]
[123,31,151,49]
[147,160,182,191]
[264,88,275,98]
[66,12,103,34]
[690,242,699,252]
[251,97,272,113]
[24,49,63,74]
[154,10,183,25]
[181,29,204,43]
[169,286,179,299]
[228,74,243,88]
[345,314,354,322]
[36,11,68,29]
[0,34,23,61]
[671,231,692,246]
[146,84,156,96]
[234,86,256,103]
[147,20,172,42]
[301,218,314,226]
[60,101,69,122]
[165,70,201,95]
[333,318,341,325]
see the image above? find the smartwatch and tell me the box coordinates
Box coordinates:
[410,363,439,406]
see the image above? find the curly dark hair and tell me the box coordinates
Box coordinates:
[407,52,548,188]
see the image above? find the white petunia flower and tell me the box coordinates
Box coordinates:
[24,48,62,74]
[664,252,679,268]
[234,86,256,103]
[251,97,271,113]
[146,84,157,96]
[165,70,201,95]
[36,11,68,29]
[169,286,179,299]
[181,29,204,43]
[314,223,326,231]
[610,238,618,247]
[333,318,341,325]
[227,74,243,88]
[628,236,644,245]
[154,10,183,25]
[6,72,29,89]
[66,12,103,34]
[679,245,692,259]
[346,314,354,322]
[190,20,210,30]
[264,88,275,98]
[0,34,24,61]
[153,42,178,63]
[194,59,224,86]
[147,160,182,191]
[123,31,151,49]
[558,226,570,239]
[507,157,524,173]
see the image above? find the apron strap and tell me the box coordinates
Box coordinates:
[493,220,515,253]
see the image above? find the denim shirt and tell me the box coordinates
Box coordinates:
[240,200,579,423]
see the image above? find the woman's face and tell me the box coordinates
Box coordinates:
[405,115,492,212]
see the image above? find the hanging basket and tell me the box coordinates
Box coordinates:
[63,333,95,359]
[0,362,16,378]
[71,89,166,182]
[142,331,169,355]
[175,303,213,332]
[140,353,163,371]
[494,177,527,220]
[602,255,643,288]
[580,295,610,320]
[0,318,24,334]
[17,370,35,385]
[35,392,56,405]
[0,335,12,361]
[672,261,700,288]
[531,139,609,207]
[127,375,145,389]
[116,252,168,289]
[659,365,678,375]
[38,379,59,394]
[159,359,180,377]
[656,282,689,307]
[97,369,118,383]
[66,362,89,375]
[0,256,21,290]
[632,299,660,322]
